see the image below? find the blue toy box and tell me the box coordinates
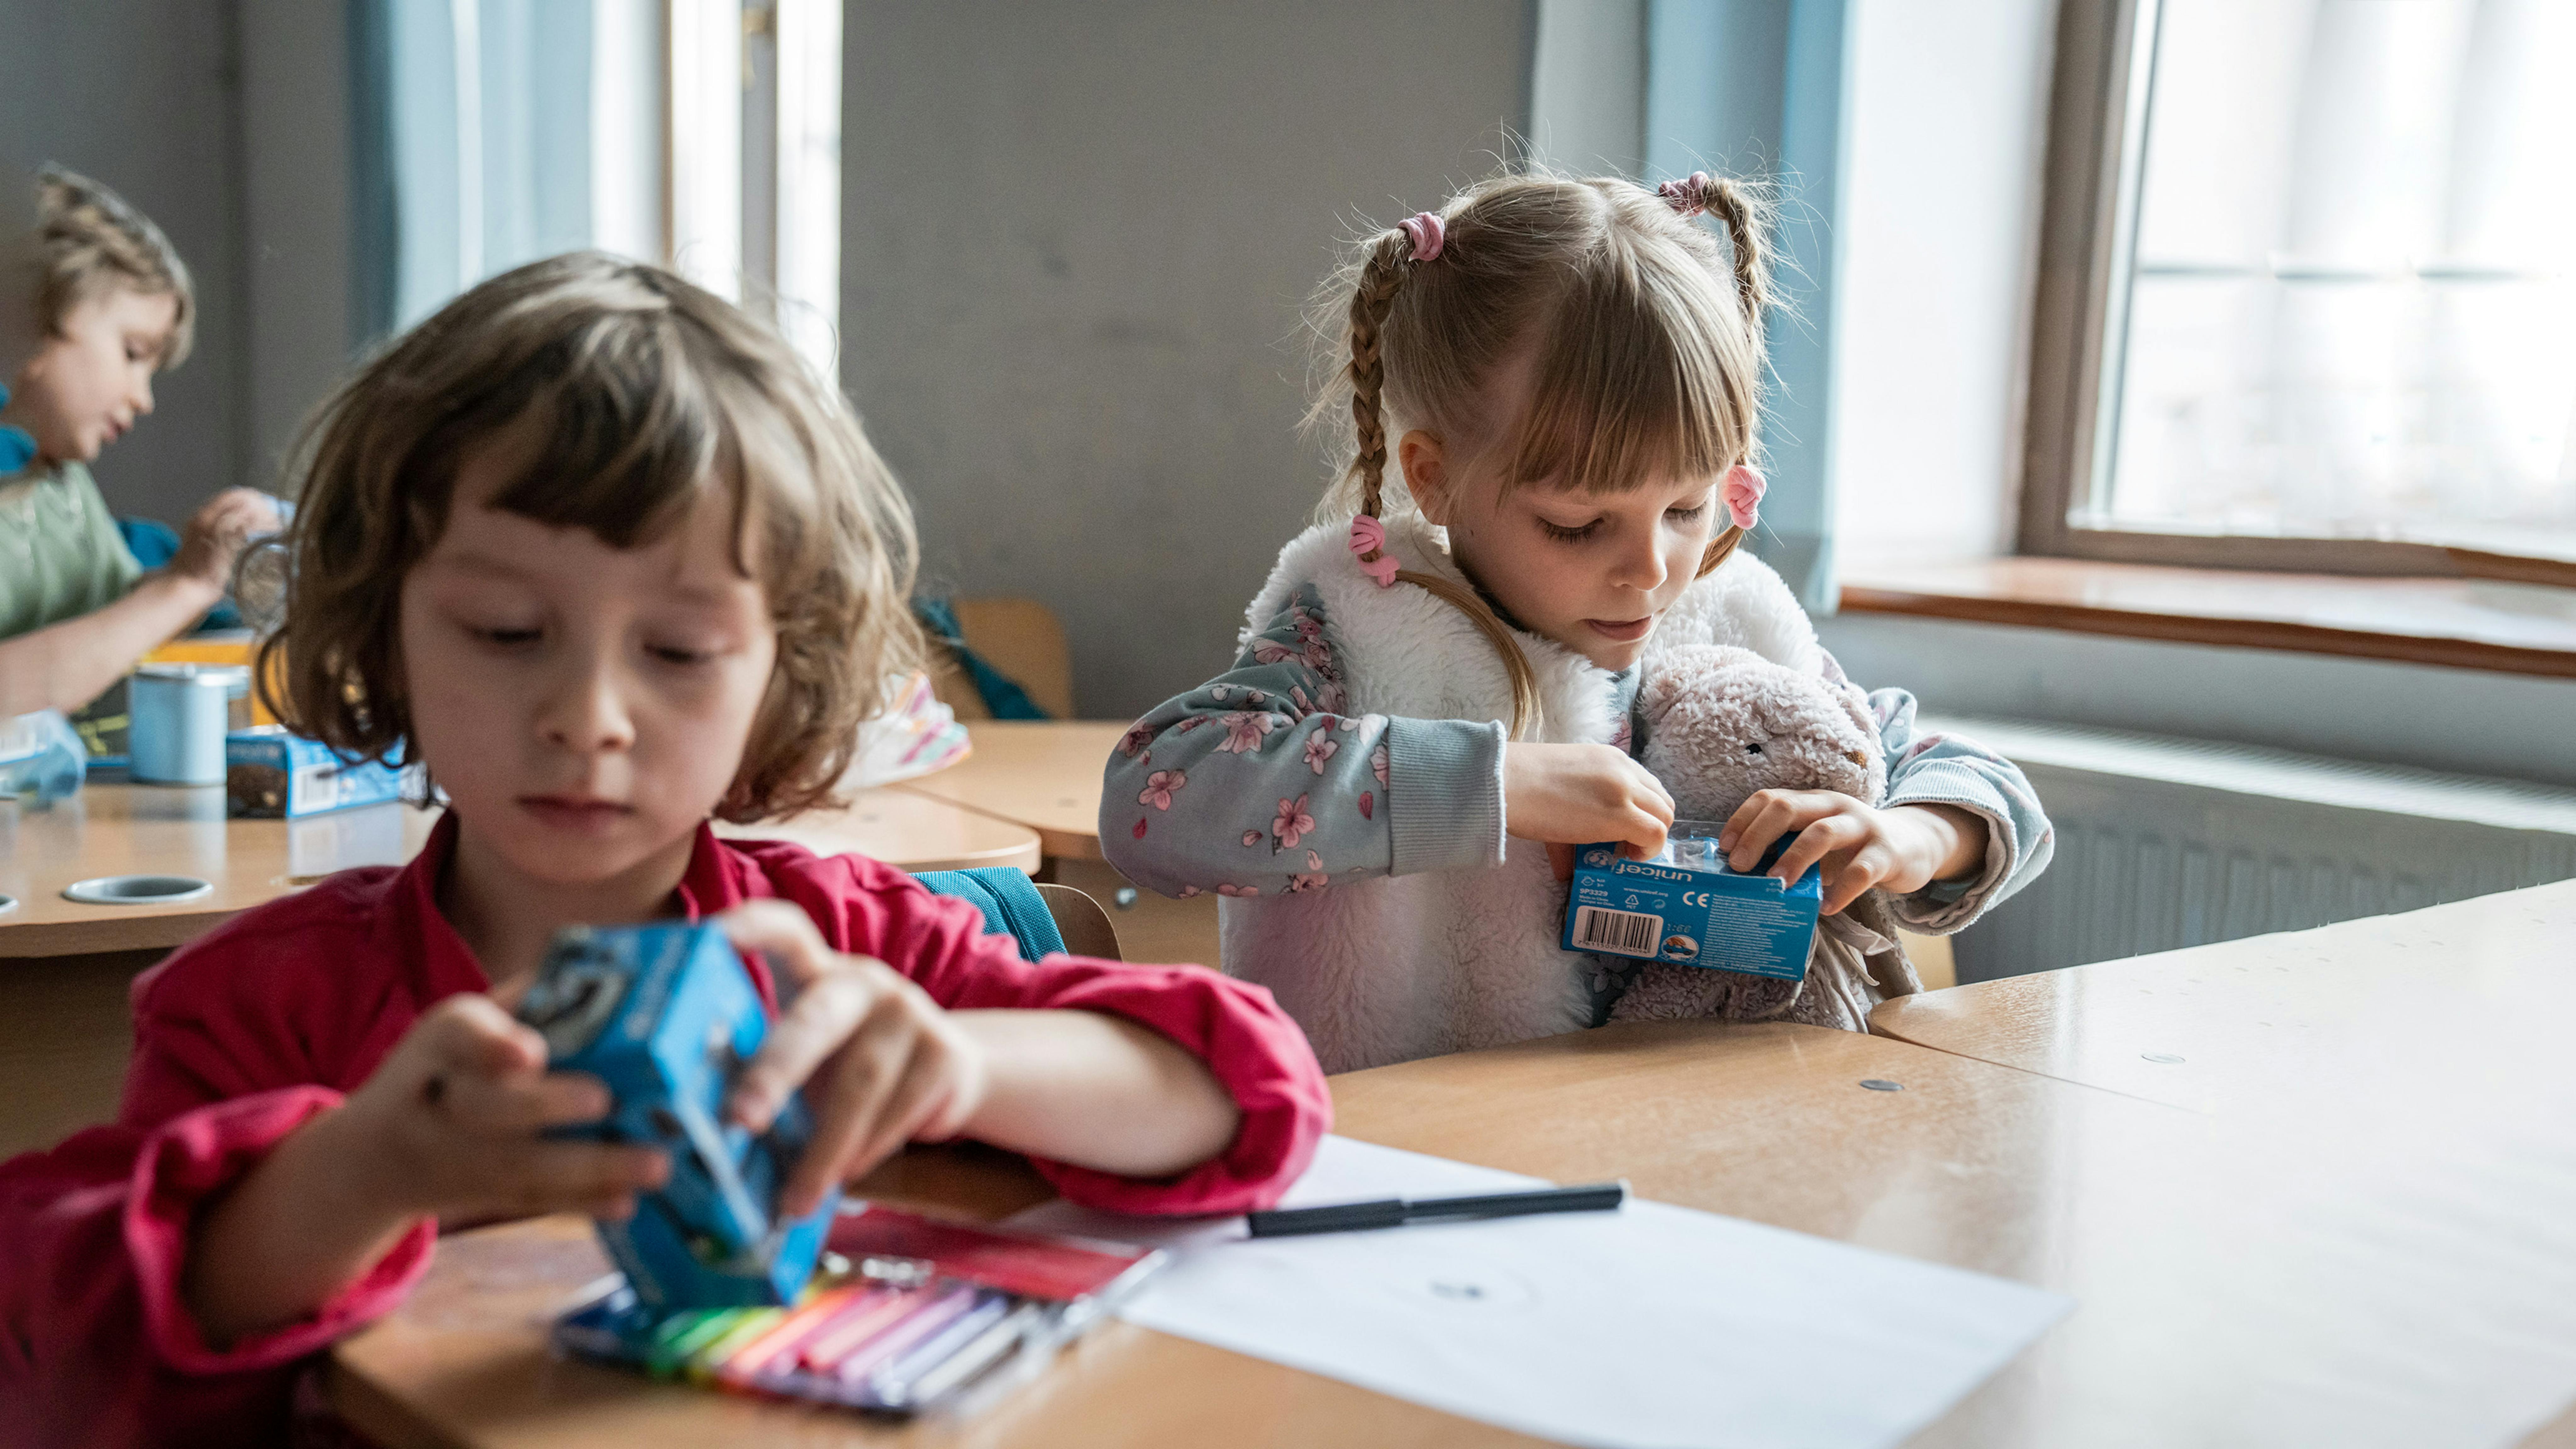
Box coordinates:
[224,726,409,817]
[515,922,837,1311]
[1561,820,1823,981]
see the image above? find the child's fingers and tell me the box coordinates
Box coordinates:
[1818,844,1897,915]
[441,1068,613,1135]
[405,995,549,1092]
[714,899,846,991]
[1768,811,1865,884]
[728,964,882,1130]
[838,1024,975,1191]
[782,1002,929,1216]
[828,1052,948,1206]
[1618,807,1669,861]
[1625,761,1676,822]
[491,1139,669,1219]
[1722,790,1820,870]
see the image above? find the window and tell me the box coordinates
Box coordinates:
[358,0,841,380]
[2023,0,2576,578]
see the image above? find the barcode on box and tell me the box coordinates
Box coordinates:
[1574,905,1663,958]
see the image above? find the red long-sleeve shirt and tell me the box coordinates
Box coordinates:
[0,816,1329,1447]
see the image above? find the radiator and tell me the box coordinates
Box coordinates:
[1927,714,2576,983]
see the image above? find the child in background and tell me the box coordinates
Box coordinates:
[0,253,1328,1446]
[0,166,280,718]
[1104,172,2053,1072]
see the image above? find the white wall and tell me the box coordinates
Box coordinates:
[841,1,1535,719]
[1830,0,2057,564]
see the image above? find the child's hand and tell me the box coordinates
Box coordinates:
[1504,741,1676,881]
[338,994,672,1223]
[170,487,281,590]
[1720,792,1987,914]
[717,902,991,1218]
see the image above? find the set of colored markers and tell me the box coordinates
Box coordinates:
[556,1204,1166,1417]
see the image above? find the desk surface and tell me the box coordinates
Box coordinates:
[330,1017,2576,1448]
[1870,877,2576,1115]
[0,786,444,957]
[0,785,1039,958]
[895,720,1127,860]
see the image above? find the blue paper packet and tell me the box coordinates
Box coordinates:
[515,921,838,1309]
[1561,819,1823,980]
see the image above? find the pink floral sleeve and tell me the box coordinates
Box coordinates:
[1100,584,1498,898]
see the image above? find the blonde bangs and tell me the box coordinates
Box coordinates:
[1502,236,1758,497]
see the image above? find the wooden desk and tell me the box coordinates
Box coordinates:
[1870,878,2576,1116]
[711,790,1040,876]
[0,786,1040,959]
[895,720,1128,860]
[330,1020,2576,1447]
[895,721,1220,967]
[0,786,443,957]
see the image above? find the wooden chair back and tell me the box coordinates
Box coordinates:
[929,596,1076,720]
[1036,882,1122,961]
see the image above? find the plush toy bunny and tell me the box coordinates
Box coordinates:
[1607,644,1920,1031]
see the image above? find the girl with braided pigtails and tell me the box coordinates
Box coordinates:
[1103,171,2052,1073]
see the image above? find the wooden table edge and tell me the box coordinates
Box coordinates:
[888,781,1104,862]
[0,906,243,958]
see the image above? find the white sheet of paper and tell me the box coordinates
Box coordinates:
[1007,1135,2070,1449]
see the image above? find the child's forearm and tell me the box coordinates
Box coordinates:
[950,1010,1241,1178]
[182,1104,423,1349]
[0,570,221,716]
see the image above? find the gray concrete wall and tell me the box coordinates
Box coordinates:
[238,0,356,496]
[841,0,1535,719]
[0,1,249,525]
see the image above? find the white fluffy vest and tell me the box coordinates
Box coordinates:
[1221,513,1819,1072]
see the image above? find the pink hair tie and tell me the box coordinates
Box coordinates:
[1658,170,1715,217]
[1348,514,1401,587]
[1398,211,1446,262]
[1722,464,1766,531]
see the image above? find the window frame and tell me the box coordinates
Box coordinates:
[2017,0,2576,588]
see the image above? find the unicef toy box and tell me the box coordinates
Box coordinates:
[1561,820,1822,980]
[514,922,838,1310]
[224,726,409,818]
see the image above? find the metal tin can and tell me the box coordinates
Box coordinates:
[129,663,250,785]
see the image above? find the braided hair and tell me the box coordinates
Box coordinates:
[1318,169,1775,739]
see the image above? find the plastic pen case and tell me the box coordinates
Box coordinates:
[553,1203,1167,1418]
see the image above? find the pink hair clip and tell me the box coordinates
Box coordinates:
[1348,514,1401,587]
[1722,464,1766,530]
[1657,171,1715,217]
[1398,211,1446,263]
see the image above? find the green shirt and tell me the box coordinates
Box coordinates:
[0,460,145,641]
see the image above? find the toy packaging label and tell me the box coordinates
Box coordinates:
[1561,819,1822,981]
[515,921,838,1311]
[224,726,408,817]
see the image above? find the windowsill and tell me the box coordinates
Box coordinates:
[1837,556,2576,680]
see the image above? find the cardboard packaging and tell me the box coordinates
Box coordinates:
[1561,820,1822,980]
[224,727,408,817]
[516,921,837,1310]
